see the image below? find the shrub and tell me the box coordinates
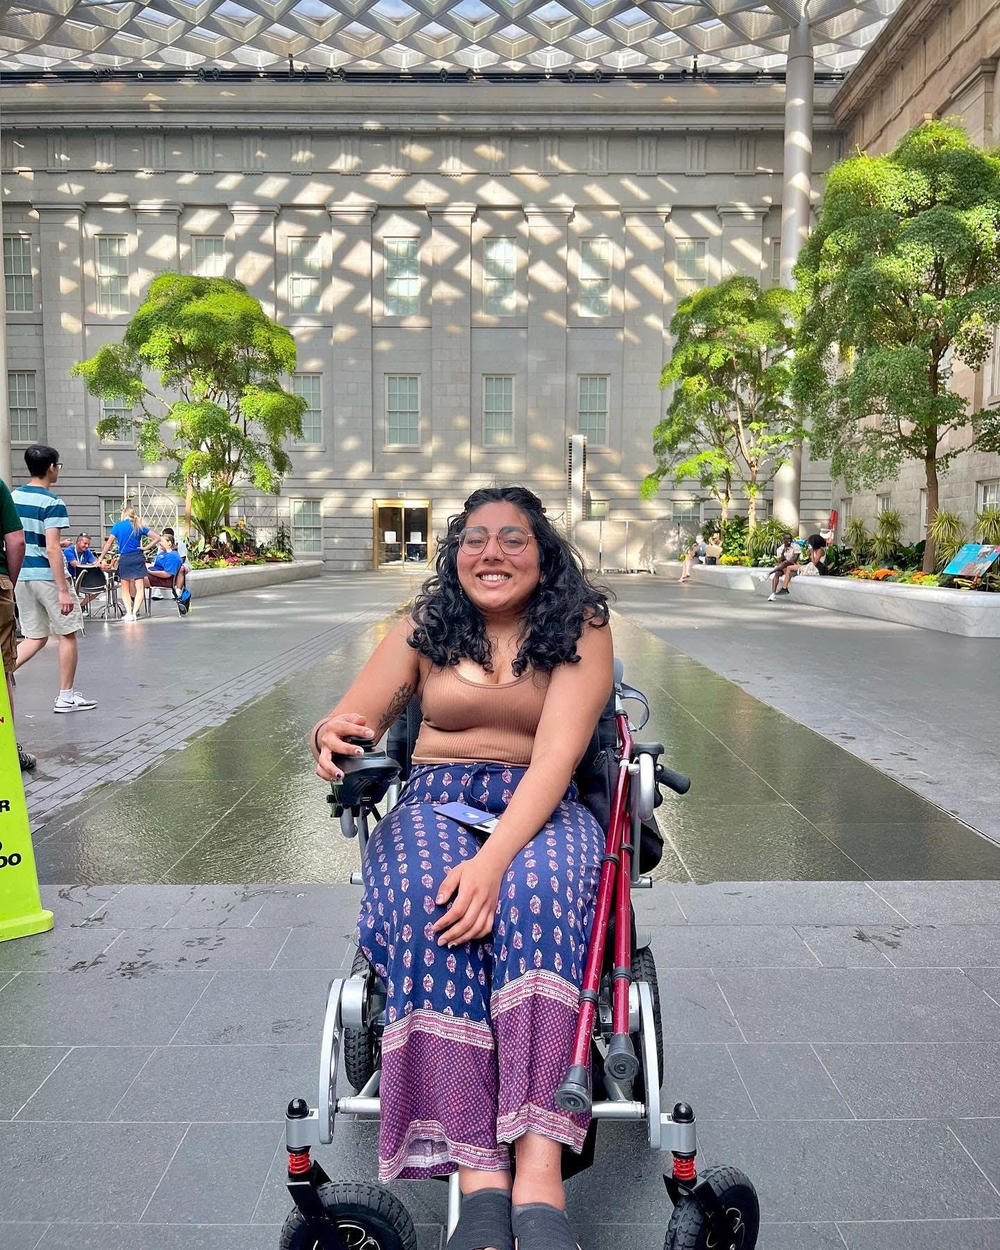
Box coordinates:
[745,518,787,567]
[929,510,967,569]
[842,517,872,565]
[974,508,1000,545]
[871,509,903,566]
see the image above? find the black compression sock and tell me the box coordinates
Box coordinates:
[511,1202,579,1250]
[447,1188,513,1250]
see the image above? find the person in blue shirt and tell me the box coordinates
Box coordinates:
[146,535,189,611]
[64,532,101,610]
[97,505,160,622]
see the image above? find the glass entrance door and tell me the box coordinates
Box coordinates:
[373,499,431,568]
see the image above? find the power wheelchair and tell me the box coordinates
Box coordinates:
[280,661,759,1250]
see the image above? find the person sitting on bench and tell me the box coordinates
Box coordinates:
[145,534,185,597]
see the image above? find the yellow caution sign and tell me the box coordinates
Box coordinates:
[0,656,52,943]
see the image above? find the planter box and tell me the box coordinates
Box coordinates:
[186,559,323,598]
[688,562,1000,637]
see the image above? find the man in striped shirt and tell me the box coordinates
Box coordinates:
[12,444,97,714]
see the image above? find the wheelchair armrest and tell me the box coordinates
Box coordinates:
[326,739,401,811]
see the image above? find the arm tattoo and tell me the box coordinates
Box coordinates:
[376,682,415,739]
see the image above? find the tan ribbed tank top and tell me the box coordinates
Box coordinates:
[411,665,551,766]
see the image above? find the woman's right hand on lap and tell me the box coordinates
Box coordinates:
[313,712,375,781]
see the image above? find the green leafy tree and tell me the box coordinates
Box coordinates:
[72,275,307,521]
[793,120,1000,572]
[642,276,803,530]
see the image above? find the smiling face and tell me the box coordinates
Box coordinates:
[456,500,541,619]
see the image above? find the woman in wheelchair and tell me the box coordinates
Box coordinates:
[311,486,613,1250]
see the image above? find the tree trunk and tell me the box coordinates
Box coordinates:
[747,493,757,532]
[184,477,194,537]
[923,450,939,574]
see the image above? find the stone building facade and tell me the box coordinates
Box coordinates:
[1,76,842,567]
[832,0,1000,542]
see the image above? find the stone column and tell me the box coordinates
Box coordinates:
[229,203,278,318]
[623,206,670,481]
[427,204,476,473]
[328,201,377,475]
[132,201,181,300]
[718,205,768,281]
[524,205,572,484]
[36,203,87,462]
[774,12,814,531]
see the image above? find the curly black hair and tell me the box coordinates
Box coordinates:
[408,485,610,676]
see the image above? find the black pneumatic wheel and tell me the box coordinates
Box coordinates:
[631,944,664,1101]
[664,1166,760,1250]
[279,1180,418,1250]
[343,947,382,1093]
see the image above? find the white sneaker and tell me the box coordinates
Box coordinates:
[123,612,135,622]
[54,690,98,713]
[767,592,777,602]
[150,589,165,600]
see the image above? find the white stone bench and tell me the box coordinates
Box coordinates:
[687,562,1000,637]
[186,558,324,598]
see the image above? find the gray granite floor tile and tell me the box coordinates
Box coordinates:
[39,884,120,926]
[669,882,905,926]
[271,927,358,970]
[110,1044,314,1122]
[757,1226,847,1250]
[853,925,1000,967]
[868,882,1000,925]
[727,1043,854,1119]
[16,1046,154,1121]
[249,884,363,928]
[838,1220,1000,1249]
[815,1044,1000,1118]
[0,969,214,1046]
[644,924,818,968]
[65,885,197,929]
[163,885,277,928]
[794,925,897,968]
[654,971,743,1042]
[0,926,122,972]
[0,1122,186,1222]
[964,969,1000,1002]
[31,1223,283,1250]
[141,1123,281,1223]
[715,968,1000,1043]
[106,927,291,974]
[950,1120,1000,1194]
[658,1045,757,1119]
[0,1224,47,1250]
[693,1120,1000,1222]
[170,970,332,1045]
[0,1047,68,1119]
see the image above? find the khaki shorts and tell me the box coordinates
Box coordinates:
[0,578,16,675]
[15,578,85,639]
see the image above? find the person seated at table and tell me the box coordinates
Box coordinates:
[150,527,189,599]
[64,532,101,608]
[96,505,161,622]
[145,534,185,596]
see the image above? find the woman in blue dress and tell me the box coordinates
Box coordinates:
[311,486,613,1250]
[97,505,161,621]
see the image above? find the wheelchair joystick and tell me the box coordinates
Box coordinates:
[554,1063,592,1113]
[606,1033,640,1082]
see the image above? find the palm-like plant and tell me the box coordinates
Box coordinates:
[190,485,241,548]
[871,510,903,566]
[974,508,1000,545]
[929,510,967,569]
[843,517,871,564]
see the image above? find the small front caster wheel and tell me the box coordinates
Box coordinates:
[664,1166,759,1250]
[279,1180,417,1250]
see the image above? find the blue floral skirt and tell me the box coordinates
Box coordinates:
[357,762,604,1180]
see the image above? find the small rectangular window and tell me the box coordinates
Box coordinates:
[192,235,225,278]
[99,398,135,446]
[483,237,516,316]
[101,496,123,537]
[483,375,514,447]
[385,238,420,316]
[978,479,1000,512]
[840,497,853,524]
[292,373,323,446]
[579,237,612,317]
[3,235,33,312]
[386,374,420,447]
[767,238,781,287]
[676,238,707,292]
[588,498,608,520]
[577,375,609,446]
[671,500,700,521]
[8,370,38,441]
[288,236,323,314]
[290,498,323,554]
[96,235,129,314]
[876,493,892,514]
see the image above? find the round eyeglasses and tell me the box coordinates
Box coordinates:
[457,526,533,556]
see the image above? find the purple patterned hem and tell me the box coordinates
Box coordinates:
[497,1101,589,1154]
[379,1119,511,1181]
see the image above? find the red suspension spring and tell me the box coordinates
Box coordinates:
[672,1152,697,1183]
[287,1147,312,1177]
